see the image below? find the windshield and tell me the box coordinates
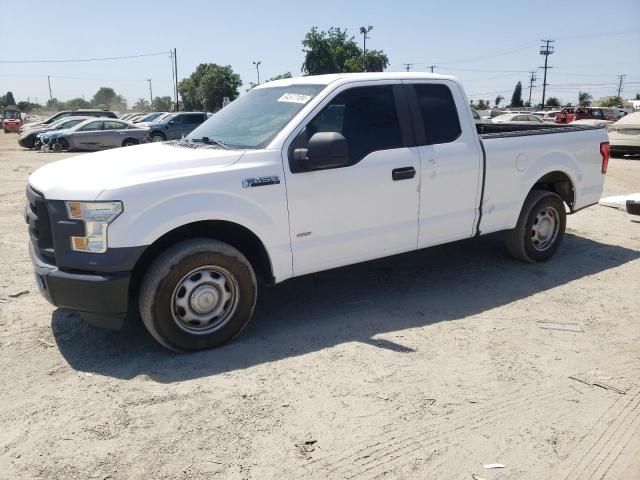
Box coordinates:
[187,84,325,149]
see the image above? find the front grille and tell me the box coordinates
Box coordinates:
[26,186,56,264]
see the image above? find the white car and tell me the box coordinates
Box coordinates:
[492,113,544,124]
[608,111,640,157]
[534,110,561,123]
[27,72,609,351]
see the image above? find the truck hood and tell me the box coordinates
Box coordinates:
[29,142,245,200]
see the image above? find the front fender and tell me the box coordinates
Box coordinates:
[101,182,293,282]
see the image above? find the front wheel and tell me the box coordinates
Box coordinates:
[505,190,566,262]
[150,132,166,143]
[139,239,257,352]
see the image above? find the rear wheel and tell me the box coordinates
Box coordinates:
[139,239,257,352]
[122,138,138,147]
[505,190,566,262]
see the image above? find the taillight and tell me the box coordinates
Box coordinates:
[600,142,610,174]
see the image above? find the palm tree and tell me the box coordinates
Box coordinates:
[578,91,593,107]
[494,95,504,107]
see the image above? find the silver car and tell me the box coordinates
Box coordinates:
[41,118,150,151]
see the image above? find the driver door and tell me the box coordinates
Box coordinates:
[283,82,420,276]
[72,120,104,150]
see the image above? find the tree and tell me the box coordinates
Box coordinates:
[344,50,389,72]
[301,26,389,75]
[46,98,64,111]
[494,95,504,107]
[248,72,293,90]
[635,93,640,100]
[151,96,173,111]
[546,97,561,107]
[17,101,41,113]
[91,87,117,108]
[4,91,16,106]
[470,99,489,110]
[65,97,91,110]
[133,98,151,112]
[597,96,627,108]
[578,91,593,107]
[178,63,242,112]
[510,82,523,107]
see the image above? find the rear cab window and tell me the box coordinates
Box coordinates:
[408,83,462,145]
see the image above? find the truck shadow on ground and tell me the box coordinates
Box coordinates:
[52,233,640,382]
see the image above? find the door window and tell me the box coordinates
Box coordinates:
[412,84,461,145]
[303,85,403,166]
[79,121,103,131]
[103,121,127,130]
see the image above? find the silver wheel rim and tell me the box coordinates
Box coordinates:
[171,265,240,335]
[531,206,560,251]
[151,135,163,142]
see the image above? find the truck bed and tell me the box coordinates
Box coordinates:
[477,122,603,138]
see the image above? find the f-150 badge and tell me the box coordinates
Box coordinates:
[242,176,281,188]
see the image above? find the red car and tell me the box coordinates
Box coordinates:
[2,108,23,133]
[555,107,618,124]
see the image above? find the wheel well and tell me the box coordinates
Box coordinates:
[122,137,139,146]
[532,171,575,210]
[129,220,274,299]
[150,130,166,139]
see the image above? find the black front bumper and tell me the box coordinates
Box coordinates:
[30,243,130,322]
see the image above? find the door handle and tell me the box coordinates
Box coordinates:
[392,167,416,181]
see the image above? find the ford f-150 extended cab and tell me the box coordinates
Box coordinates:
[26,73,610,352]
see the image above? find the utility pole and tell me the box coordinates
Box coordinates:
[252,61,261,84]
[538,39,554,109]
[403,63,413,72]
[173,48,179,111]
[527,71,537,106]
[47,75,53,102]
[617,74,626,98]
[428,65,436,73]
[147,79,153,105]
[359,26,373,72]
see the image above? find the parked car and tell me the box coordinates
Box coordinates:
[3,107,22,133]
[492,113,544,124]
[555,107,619,124]
[608,111,640,157]
[133,112,166,123]
[26,72,609,351]
[19,109,117,133]
[471,108,490,124]
[38,118,149,151]
[18,116,90,149]
[534,110,562,123]
[145,112,209,142]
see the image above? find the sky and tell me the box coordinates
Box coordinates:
[1,0,639,109]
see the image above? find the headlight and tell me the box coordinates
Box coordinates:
[65,201,123,253]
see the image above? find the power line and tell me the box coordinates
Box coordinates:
[0,51,170,64]
[403,63,414,72]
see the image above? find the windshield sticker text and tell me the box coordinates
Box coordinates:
[278,93,312,104]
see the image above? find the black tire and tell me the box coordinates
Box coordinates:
[122,138,138,147]
[139,239,257,352]
[150,131,166,143]
[51,141,64,152]
[505,190,566,263]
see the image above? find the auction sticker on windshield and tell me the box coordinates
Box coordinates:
[278,93,312,104]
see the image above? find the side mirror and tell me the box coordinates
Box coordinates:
[294,132,348,170]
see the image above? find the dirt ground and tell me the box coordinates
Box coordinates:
[1,130,639,480]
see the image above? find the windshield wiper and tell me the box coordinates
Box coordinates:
[190,136,230,149]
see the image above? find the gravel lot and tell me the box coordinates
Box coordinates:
[1,131,639,479]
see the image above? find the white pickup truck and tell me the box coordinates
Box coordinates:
[27,73,610,352]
